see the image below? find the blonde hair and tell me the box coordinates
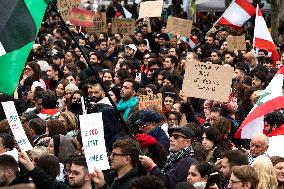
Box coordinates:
[252,155,278,189]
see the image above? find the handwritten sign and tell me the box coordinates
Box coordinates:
[111,18,136,35]
[138,0,163,19]
[167,16,193,37]
[139,93,163,111]
[182,61,234,102]
[79,113,109,173]
[87,12,107,35]
[57,0,82,21]
[226,36,246,51]
[1,101,32,151]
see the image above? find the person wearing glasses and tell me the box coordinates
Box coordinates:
[139,126,196,189]
[228,165,259,189]
[136,110,170,153]
[93,139,140,189]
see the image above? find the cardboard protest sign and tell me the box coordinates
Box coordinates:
[138,93,163,111]
[70,8,94,28]
[226,35,246,51]
[182,61,234,102]
[1,184,35,189]
[111,18,135,35]
[167,16,193,37]
[87,12,107,35]
[57,0,82,21]
[79,113,109,173]
[1,101,33,151]
[138,0,163,19]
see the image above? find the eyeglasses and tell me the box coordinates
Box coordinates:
[141,122,153,129]
[171,133,187,140]
[229,180,243,185]
[110,152,128,158]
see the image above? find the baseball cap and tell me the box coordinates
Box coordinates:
[126,44,137,52]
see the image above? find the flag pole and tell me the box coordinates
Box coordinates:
[252,4,259,51]
[49,0,135,139]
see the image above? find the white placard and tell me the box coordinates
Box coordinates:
[1,101,33,151]
[79,113,110,173]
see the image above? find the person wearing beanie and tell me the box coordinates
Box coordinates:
[65,83,79,99]
[136,134,167,169]
[136,110,170,153]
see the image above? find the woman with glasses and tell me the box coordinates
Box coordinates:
[229,165,259,189]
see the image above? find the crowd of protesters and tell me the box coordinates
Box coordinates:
[1,0,284,189]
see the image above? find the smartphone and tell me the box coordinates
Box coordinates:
[136,72,142,81]
[205,172,219,189]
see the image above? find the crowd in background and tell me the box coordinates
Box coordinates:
[0,0,284,189]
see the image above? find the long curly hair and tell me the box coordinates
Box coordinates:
[252,155,278,189]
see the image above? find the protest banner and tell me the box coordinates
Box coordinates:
[166,16,193,37]
[87,12,107,35]
[57,0,82,21]
[138,0,163,19]
[70,8,94,28]
[111,18,136,35]
[138,93,163,111]
[182,61,234,102]
[226,35,246,51]
[79,113,109,173]
[1,101,33,151]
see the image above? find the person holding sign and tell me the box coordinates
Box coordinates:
[18,151,95,189]
[92,139,140,189]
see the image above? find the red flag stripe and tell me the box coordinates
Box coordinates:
[254,37,277,51]
[235,0,256,17]
[218,17,241,30]
[234,96,284,138]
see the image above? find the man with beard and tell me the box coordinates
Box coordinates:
[0,155,29,186]
[68,156,93,189]
[19,152,95,189]
[87,81,121,151]
[117,78,139,121]
[92,139,140,189]
[220,150,248,188]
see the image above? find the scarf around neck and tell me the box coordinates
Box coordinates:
[117,96,138,120]
[161,146,195,174]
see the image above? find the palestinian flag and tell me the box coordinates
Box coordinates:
[70,8,94,28]
[0,0,47,95]
[234,67,284,139]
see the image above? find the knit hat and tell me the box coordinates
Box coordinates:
[135,134,157,147]
[65,83,78,92]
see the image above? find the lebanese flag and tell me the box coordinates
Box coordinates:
[179,35,199,50]
[70,8,94,28]
[267,124,284,157]
[234,67,284,139]
[253,5,279,65]
[216,0,256,29]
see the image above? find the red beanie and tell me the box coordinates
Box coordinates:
[135,134,157,147]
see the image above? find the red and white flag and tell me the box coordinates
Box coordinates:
[216,0,255,29]
[179,35,199,49]
[266,124,284,157]
[234,67,284,139]
[253,5,279,65]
